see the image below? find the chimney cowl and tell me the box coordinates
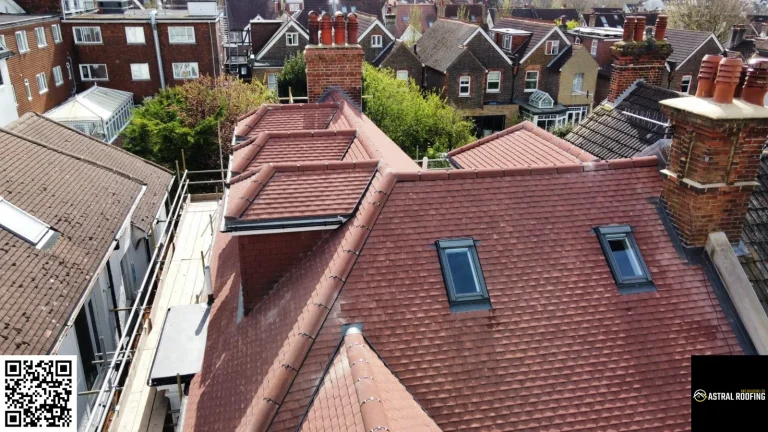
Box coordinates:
[741,58,768,106]
[319,12,333,45]
[633,16,647,42]
[623,16,636,41]
[347,13,359,45]
[696,54,723,98]
[308,11,319,45]
[654,15,667,41]
[713,57,743,104]
[333,12,346,45]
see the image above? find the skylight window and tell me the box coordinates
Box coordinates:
[0,197,59,249]
[436,238,491,311]
[595,225,655,294]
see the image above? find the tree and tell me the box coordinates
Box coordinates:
[457,5,470,22]
[122,75,276,171]
[666,0,749,42]
[498,0,514,18]
[362,63,475,158]
[277,52,307,99]
[405,6,422,47]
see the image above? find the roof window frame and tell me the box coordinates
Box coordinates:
[436,238,491,311]
[595,225,656,294]
[0,197,59,250]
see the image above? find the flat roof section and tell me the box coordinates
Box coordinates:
[148,304,210,387]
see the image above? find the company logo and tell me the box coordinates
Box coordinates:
[693,389,708,402]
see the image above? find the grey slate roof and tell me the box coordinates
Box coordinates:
[417,19,478,72]
[493,18,558,59]
[740,154,768,315]
[6,113,172,232]
[0,129,144,355]
[665,28,718,66]
[564,82,680,160]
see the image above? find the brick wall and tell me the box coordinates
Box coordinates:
[360,28,393,63]
[513,33,565,102]
[379,43,423,86]
[305,46,364,105]
[424,66,445,91]
[608,53,666,102]
[1,18,75,116]
[661,106,768,246]
[444,50,485,109]
[238,230,328,310]
[466,33,513,104]
[65,19,220,102]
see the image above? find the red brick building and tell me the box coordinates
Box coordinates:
[0,14,76,125]
[62,6,223,102]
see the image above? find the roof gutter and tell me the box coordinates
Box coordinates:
[150,11,166,90]
[50,184,147,354]
[226,215,348,235]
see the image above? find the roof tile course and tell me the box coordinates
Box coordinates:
[448,121,596,168]
[665,28,717,66]
[235,104,340,139]
[6,113,172,231]
[0,130,144,355]
[417,19,479,72]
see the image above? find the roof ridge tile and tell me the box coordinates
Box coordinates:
[345,332,390,432]
[225,164,275,218]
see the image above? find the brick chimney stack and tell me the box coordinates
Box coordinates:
[607,15,673,103]
[305,12,365,106]
[659,57,768,247]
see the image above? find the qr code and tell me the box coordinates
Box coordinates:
[1,356,76,431]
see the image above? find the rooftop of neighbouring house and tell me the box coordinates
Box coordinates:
[447,120,596,169]
[63,8,220,21]
[6,113,173,232]
[739,153,768,316]
[583,11,624,29]
[492,17,561,58]
[665,28,723,67]
[182,88,751,432]
[393,3,437,38]
[0,13,58,27]
[408,18,480,72]
[510,7,580,23]
[0,128,145,355]
[565,81,682,160]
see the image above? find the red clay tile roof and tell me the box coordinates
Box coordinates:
[230,130,362,175]
[235,103,340,139]
[185,155,745,431]
[299,329,442,432]
[6,113,172,232]
[225,161,379,224]
[0,129,144,355]
[448,121,597,168]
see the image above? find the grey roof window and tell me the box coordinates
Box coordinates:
[436,238,491,311]
[595,225,655,294]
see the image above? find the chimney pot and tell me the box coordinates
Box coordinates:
[741,58,768,106]
[333,12,346,45]
[696,54,723,98]
[654,15,667,40]
[308,11,319,45]
[623,17,636,41]
[320,12,333,45]
[734,64,749,98]
[347,13,358,45]
[633,16,646,41]
[712,57,743,104]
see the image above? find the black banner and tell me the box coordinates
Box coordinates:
[691,356,767,429]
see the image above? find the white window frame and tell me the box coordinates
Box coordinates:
[15,31,29,53]
[130,63,150,81]
[125,27,146,44]
[459,76,471,97]
[396,70,408,81]
[590,39,598,56]
[0,35,6,50]
[572,72,584,95]
[286,32,299,46]
[73,26,102,44]
[172,62,200,79]
[371,34,382,48]
[267,73,277,92]
[53,66,63,86]
[287,3,301,12]
[486,71,501,93]
[680,75,692,94]
[37,72,49,94]
[80,64,109,81]
[35,27,47,48]
[524,71,539,92]
[51,24,62,43]
[502,34,512,50]
[168,26,195,44]
[545,40,559,55]
[24,78,31,100]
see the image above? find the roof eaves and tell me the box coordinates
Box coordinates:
[520,25,568,63]
[463,26,513,65]
[675,33,724,70]
[256,18,309,60]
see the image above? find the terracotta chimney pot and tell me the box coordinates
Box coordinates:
[347,13,358,45]
[634,16,646,41]
[623,17,636,42]
[308,11,319,45]
[333,12,346,45]
[696,54,723,98]
[654,15,667,41]
[713,57,744,104]
[320,12,332,45]
[734,64,749,98]
[742,58,768,106]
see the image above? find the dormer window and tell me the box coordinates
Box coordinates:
[436,238,491,311]
[371,34,382,48]
[286,32,299,46]
[595,225,655,294]
[0,197,59,250]
[545,40,559,55]
[502,34,512,50]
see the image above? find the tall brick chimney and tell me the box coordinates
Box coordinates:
[305,12,365,106]
[607,15,673,103]
[659,57,768,247]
